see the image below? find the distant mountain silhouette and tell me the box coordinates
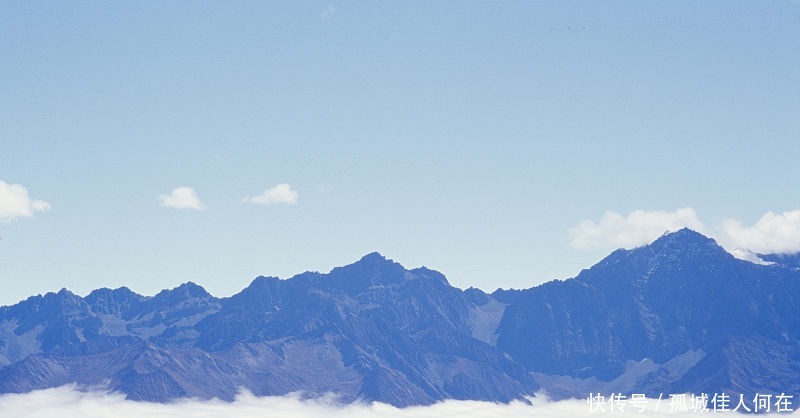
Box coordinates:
[1,229,798,407]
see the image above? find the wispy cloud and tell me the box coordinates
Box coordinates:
[0,180,51,222]
[244,183,299,206]
[314,183,333,194]
[158,187,205,211]
[0,387,754,418]
[321,5,336,21]
[569,208,705,250]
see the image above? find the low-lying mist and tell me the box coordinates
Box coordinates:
[0,386,796,418]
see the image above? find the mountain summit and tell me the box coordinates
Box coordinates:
[0,230,798,406]
[325,251,410,294]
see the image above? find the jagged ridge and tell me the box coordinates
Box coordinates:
[0,229,799,407]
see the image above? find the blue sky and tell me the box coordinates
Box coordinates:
[1,1,799,305]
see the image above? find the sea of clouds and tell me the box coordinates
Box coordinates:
[0,387,797,418]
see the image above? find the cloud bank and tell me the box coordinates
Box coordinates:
[158,187,205,211]
[569,208,705,250]
[718,210,800,255]
[570,208,800,257]
[0,180,51,222]
[244,183,299,205]
[0,387,784,418]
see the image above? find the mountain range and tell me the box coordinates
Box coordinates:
[1,228,798,407]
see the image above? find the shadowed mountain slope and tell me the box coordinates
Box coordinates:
[1,229,798,406]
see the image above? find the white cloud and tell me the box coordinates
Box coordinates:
[570,207,800,260]
[569,207,705,250]
[314,184,333,194]
[158,187,205,211]
[718,210,800,254]
[244,183,299,206]
[0,180,51,222]
[0,387,771,418]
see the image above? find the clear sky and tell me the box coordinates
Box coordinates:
[1,1,799,306]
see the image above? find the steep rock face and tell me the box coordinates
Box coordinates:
[758,252,800,269]
[0,230,798,406]
[671,336,800,399]
[494,229,800,398]
[0,253,537,406]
